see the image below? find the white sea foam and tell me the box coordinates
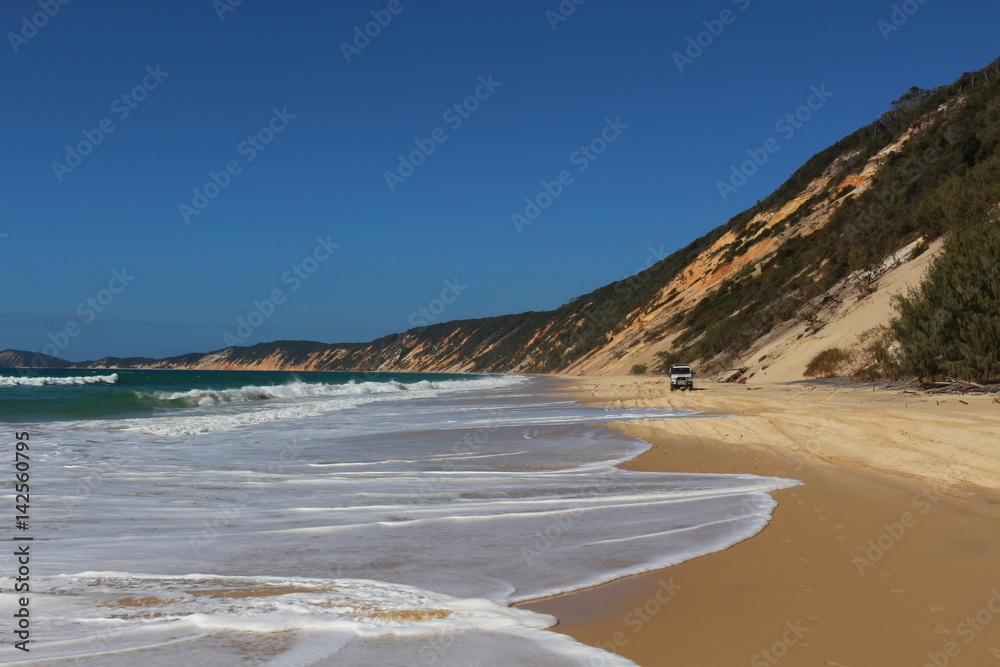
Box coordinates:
[0,372,118,386]
[135,399,353,436]
[130,376,528,436]
[146,378,418,405]
[12,573,631,666]
[17,375,798,665]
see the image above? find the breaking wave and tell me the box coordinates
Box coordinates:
[142,377,511,407]
[130,376,526,436]
[0,373,119,387]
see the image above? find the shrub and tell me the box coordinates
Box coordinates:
[630,364,648,375]
[910,239,930,258]
[804,348,851,378]
[654,350,681,373]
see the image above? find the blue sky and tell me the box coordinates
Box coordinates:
[2,0,998,361]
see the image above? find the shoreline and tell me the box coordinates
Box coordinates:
[520,376,1000,666]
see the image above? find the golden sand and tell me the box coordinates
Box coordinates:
[521,377,1000,666]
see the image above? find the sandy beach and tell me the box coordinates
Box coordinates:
[521,376,1000,666]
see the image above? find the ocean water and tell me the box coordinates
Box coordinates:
[0,369,798,666]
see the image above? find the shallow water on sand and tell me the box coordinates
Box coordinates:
[1,371,796,665]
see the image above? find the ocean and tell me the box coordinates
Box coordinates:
[0,369,797,665]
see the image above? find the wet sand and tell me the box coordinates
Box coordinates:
[521,377,1000,666]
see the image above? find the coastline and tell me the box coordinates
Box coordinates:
[520,376,1000,666]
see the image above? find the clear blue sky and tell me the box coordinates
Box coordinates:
[2,0,998,361]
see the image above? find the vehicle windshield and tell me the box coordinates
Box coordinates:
[671,366,691,373]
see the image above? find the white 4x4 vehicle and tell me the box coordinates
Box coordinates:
[668,365,694,391]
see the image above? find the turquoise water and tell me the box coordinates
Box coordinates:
[0,368,475,423]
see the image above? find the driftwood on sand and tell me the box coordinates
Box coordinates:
[921,379,1000,399]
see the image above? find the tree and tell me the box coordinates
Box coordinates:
[891,86,931,111]
[654,350,681,373]
[891,218,1000,382]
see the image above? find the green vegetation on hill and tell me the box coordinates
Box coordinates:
[890,156,1000,382]
[662,59,1000,371]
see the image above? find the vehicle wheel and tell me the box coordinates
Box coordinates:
[689,383,694,391]
[670,385,676,392]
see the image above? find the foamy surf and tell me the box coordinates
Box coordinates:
[128,376,528,435]
[12,573,633,666]
[9,372,798,665]
[143,377,506,406]
[0,372,118,386]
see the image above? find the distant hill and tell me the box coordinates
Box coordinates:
[0,349,72,369]
[84,356,161,368]
[13,57,999,384]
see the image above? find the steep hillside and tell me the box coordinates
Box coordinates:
[7,58,998,382]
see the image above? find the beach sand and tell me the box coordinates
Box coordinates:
[520,377,1000,666]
